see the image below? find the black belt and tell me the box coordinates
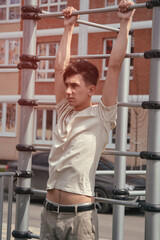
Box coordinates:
[44,201,95,213]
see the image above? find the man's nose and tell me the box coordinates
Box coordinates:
[66,87,72,94]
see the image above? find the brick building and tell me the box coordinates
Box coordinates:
[0,0,152,168]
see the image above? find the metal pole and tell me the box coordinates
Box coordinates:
[112,35,132,240]
[77,19,119,32]
[39,3,146,18]
[37,52,144,61]
[7,176,14,240]
[145,5,160,240]
[0,64,17,68]
[14,0,37,239]
[103,149,140,157]
[0,176,4,240]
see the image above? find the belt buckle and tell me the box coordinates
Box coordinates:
[52,205,60,214]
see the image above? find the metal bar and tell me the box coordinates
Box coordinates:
[117,102,142,107]
[103,149,140,157]
[14,0,37,239]
[95,197,140,208]
[32,189,47,196]
[37,99,142,107]
[39,3,146,18]
[145,5,160,240]
[0,177,4,240]
[0,64,17,69]
[33,146,51,151]
[77,19,119,32]
[112,36,132,240]
[37,52,144,61]
[37,100,56,106]
[7,176,14,240]
[0,172,15,177]
[96,170,146,175]
[129,190,146,196]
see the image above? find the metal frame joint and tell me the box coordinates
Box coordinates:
[12,230,36,239]
[142,101,160,109]
[18,98,38,107]
[146,0,160,9]
[14,171,34,178]
[144,49,160,59]
[140,151,160,160]
[21,5,42,21]
[16,144,36,152]
[14,187,34,195]
[112,189,129,200]
[17,62,38,70]
[139,201,160,212]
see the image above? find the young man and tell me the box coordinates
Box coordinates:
[40,1,135,239]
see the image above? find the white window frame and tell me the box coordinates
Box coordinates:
[0,0,21,23]
[34,108,57,145]
[36,42,59,82]
[39,0,67,12]
[0,102,17,137]
[0,39,20,66]
[105,0,118,6]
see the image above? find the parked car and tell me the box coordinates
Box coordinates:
[5,152,146,213]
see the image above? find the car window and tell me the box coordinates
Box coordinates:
[32,153,49,167]
[97,160,114,171]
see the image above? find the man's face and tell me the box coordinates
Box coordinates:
[64,74,95,111]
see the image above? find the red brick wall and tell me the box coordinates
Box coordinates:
[130,29,151,95]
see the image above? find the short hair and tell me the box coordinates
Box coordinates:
[63,60,99,86]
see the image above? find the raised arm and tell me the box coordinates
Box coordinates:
[55,7,78,104]
[102,0,135,106]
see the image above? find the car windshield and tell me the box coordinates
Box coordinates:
[97,158,114,171]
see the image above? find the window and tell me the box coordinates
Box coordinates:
[105,0,118,6]
[0,102,17,137]
[39,0,67,12]
[102,39,115,80]
[0,0,20,22]
[0,39,20,65]
[36,42,59,82]
[130,36,135,80]
[102,38,134,80]
[34,108,57,144]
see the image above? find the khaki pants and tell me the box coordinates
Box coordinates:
[40,208,99,240]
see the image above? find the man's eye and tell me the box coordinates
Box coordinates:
[72,84,77,88]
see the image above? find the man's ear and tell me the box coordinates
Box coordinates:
[88,85,96,96]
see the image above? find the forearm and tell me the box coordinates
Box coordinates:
[108,18,131,70]
[55,24,74,72]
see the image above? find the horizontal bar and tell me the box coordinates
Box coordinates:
[0,64,17,69]
[77,19,119,32]
[34,147,142,158]
[103,150,140,157]
[36,100,144,108]
[96,170,146,175]
[118,102,142,107]
[129,190,146,196]
[31,188,142,207]
[37,53,144,61]
[95,197,139,208]
[0,172,16,177]
[58,16,120,32]
[32,189,47,196]
[33,146,51,151]
[39,3,146,18]
[37,100,56,106]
